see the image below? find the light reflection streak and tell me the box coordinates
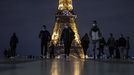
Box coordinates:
[50,56,84,75]
[73,59,84,75]
[51,61,59,75]
[74,62,80,75]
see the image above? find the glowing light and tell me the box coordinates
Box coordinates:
[51,61,59,75]
[73,59,84,75]
[51,22,61,45]
[51,0,85,58]
[58,4,64,10]
[50,56,85,75]
[56,55,61,59]
[52,32,59,44]
[68,4,73,10]
[74,62,80,75]
[70,18,81,44]
[58,0,73,10]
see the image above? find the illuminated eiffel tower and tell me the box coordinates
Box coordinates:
[51,0,84,58]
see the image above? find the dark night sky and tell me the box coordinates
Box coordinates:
[0,0,134,56]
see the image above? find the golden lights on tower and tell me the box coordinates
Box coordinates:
[51,0,85,58]
[58,0,73,10]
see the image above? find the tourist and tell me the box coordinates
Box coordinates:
[107,33,115,59]
[81,33,90,59]
[10,32,18,58]
[61,24,75,59]
[89,20,101,59]
[118,34,126,59]
[126,36,130,59]
[98,35,106,59]
[39,25,51,58]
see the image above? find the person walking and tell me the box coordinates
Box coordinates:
[114,39,120,59]
[39,25,51,58]
[118,34,126,59]
[81,33,90,59]
[126,36,130,59]
[49,42,55,59]
[89,20,101,59]
[61,24,75,59]
[10,32,18,58]
[107,33,115,59]
[98,36,106,59]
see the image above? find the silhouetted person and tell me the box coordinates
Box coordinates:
[126,36,130,59]
[4,48,11,58]
[115,39,120,59]
[39,25,51,58]
[81,33,90,58]
[10,32,18,58]
[4,48,8,58]
[107,33,115,59]
[89,20,101,59]
[118,34,126,59]
[49,42,55,59]
[98,36,106,59]
[61,24,75,58]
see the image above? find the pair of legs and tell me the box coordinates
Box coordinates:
[83,47,88,57]
[64,41,71,58]
[92,40,98,59]
[119,47,126,59]
[115,48,120,59]
[49,46,55,58]
[126,48,130,59]
[10,46,16,57]
[108,47,114,58]
[41,42,48,57]
[97,47,104,59]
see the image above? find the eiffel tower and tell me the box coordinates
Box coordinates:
[51,0,84,58]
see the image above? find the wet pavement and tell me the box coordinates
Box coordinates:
[0,56,134,75]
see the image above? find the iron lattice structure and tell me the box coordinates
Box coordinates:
[51,0,84,58]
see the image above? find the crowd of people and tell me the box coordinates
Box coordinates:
[3,20,131,60]
[81,20,130,60]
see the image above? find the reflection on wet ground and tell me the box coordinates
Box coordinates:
[0,55,134,75]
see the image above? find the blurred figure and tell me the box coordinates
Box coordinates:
[4,48,11,58]
[98,36,106,59]
[126,36,130,59]
[114,39,120,59]
[118,34,126,59]
[10,32,18,58]
[81,33,90,59]
[39,25,51,58]
[107,33,115,59]
[89,20,101,59]
[49,42,55,59]
[61,24,75,58]
[4,48,8,58]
